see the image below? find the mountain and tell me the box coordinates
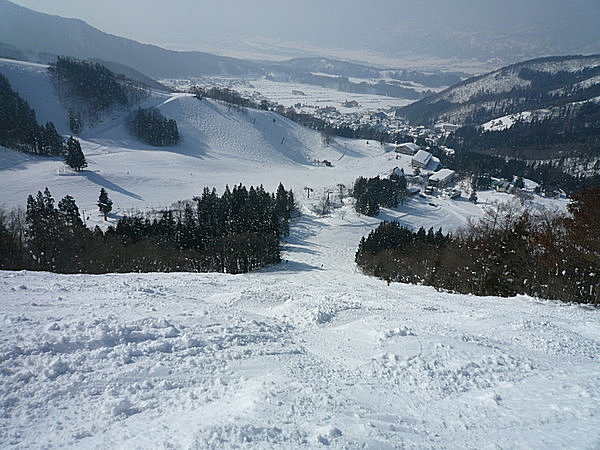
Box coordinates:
[398,54,600,127]
[0,0,464,96]
[0,41,26,61]
[0,0,261,78]
[264,57,466,90]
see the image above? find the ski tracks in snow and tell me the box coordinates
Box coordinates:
[1,210,599,448]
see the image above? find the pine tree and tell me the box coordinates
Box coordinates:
[58,195,84,228]
[25,188,60,270]
[97,188,113,220]
[64,137,87,171]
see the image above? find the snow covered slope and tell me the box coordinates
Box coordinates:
[400,54,600,126]
[0,58,414,226]
[0,58,70,133]
[1,205,599,448]
[0,57,568,229]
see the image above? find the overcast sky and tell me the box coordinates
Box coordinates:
[9,0,600,65]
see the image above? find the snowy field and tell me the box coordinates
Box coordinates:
[1,58,598,448]
[163,76,416,114]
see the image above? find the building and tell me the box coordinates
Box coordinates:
[435,122,461,132]
[428,169,456,187]
[412,149,432,169]
[391,167,405,178]
[395,142,421,155]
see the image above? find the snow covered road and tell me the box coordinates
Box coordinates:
[1,210,599,448]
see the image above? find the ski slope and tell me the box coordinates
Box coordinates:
[0,59,416,226]
[2,57,597,448]
[1,204,599,448]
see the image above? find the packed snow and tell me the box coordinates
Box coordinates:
[1,57,598,448]
[1,205,599,448]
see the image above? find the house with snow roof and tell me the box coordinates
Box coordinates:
[411,149,432,169]
[428,169,456,188]
[395,142,420,155]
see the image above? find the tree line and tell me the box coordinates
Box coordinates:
[49,56,150,133]
[50,57,129,109]
[428,142,600,195]
[356,189,600,304]
[0,72,87,170]
[445,101,600,160]
[0,183,295,274]
[0,72,63,155]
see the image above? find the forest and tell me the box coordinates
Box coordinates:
[0,183,295,274]
[355,188,600,304]
[49,57,128,112]
[444,102,600,160]
[49,56,151,132]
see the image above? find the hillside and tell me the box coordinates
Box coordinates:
[1,30,598,449]
[0,57,569,218]
[0,58,408,221]
[0,0,260,79]
[0,58,70,133]
[399,54,600,126]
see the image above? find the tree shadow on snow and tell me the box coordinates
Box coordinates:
[262,260,324,273]
[82,171,144,201]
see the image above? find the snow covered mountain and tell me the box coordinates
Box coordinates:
[400,54,600,126]
[0,58,412,222]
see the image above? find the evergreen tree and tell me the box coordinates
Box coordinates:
[469,191,478,203]
[58,195,84,228]
[25,188,61,270]
[0,74,64,155]
[38,122,64,155]
[97,188,113,220]
[64,137,87,171]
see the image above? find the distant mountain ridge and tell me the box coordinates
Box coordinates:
[0,0,260,78]
[0,0,461,97]
[399,54,600,126]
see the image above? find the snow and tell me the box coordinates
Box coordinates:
[428,168,455,184]
[481,109,553,132]
[1,58,596,448]
[434,54,600,108]
[441,68,531,104]
[0,58,70,133]
[1,205,599,448]
[164,76,416,114]
[412,149,432,167]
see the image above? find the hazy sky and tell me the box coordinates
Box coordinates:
[9,0,600,65]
